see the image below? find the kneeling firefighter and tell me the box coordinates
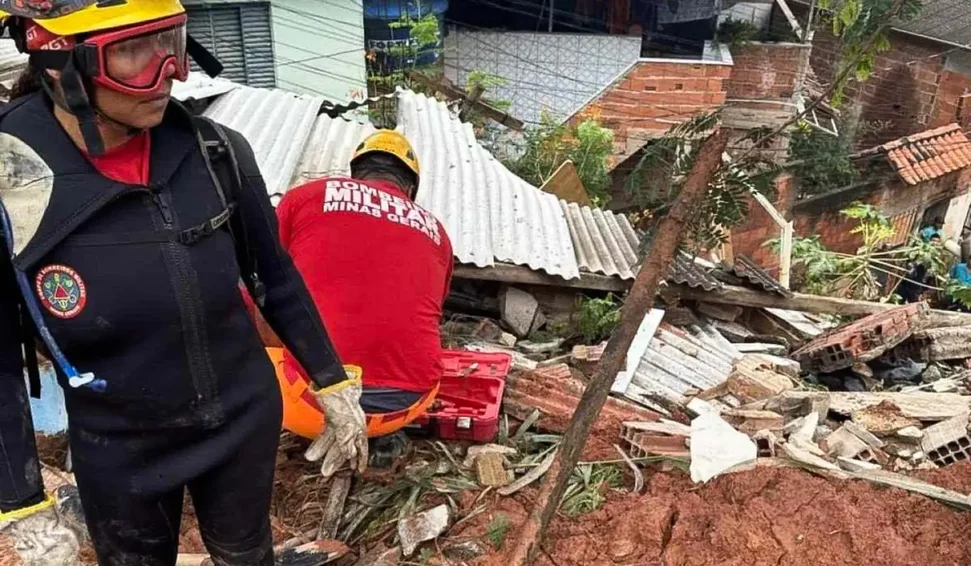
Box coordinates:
[0,2,366,565]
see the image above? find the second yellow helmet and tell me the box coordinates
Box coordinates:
[351,130,420,181]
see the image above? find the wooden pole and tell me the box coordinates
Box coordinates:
[504,129,730,566]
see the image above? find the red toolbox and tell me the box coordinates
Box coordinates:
[408,350,511,442]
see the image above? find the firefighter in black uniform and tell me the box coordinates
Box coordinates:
[0,2,367,565]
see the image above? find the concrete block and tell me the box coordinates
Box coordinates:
[500,286,539,338]
[822,426,869,459]
[896,426,924,443]
[722,409,785,435]
[921,414,971,467]
[843,420,886,449]
[499,332,518,348]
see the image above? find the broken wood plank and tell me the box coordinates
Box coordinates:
[454,263,629,292]
[773,391,971,421]
[318,473,352,540]
[668,283,971,328]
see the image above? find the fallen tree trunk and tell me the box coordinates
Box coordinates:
[504,129,730,566]
[668,284,971,328]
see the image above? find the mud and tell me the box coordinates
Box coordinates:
[456,463,971,566]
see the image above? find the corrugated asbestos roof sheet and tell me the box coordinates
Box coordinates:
[562,202,640,280]
[292,113,376,188]
[667,252,723,291]
[204,86,324,197]
[894,0,971,47]
[397,90,581,280]
[731,255,793,297]
[613,309,742,406]
[879,123,971,185]
[172,72,239,102]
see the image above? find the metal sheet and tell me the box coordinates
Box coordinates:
[397,90,581,280]
[204,86,323,197]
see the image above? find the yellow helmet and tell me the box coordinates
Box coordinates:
[0,0,184,36]
[351,130,420,180]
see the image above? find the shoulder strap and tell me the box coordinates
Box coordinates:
[191,116,266,306]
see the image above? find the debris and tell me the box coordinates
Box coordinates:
[504,130,731,566]
[697,301,743,322]
[463,444,518,468]
[782,440,841,471]
[922,365,944,383]
[444,540,487,561]
[475,452,509,487]
[699,355,794,405]
[466,342,538,371]
[317,473,352,540]
[787,412,819,443]
[772,391,971,421]
[498,450,557,496]
[612,311,740,408]
[687,398,721,418]
[896,426,925,442]
[735,343,788,356]
[571,342,606,362]
[921,414,971,467]
[822,426,870,459]
[499,332,518,348]
[721,409,784,435]
[500,286,540,338]
[670,282,971,329]
[689,413,758,483]
[752,430,779,457]
[842,420,886,449]
[837,457,882,472]
[398,504,451,557]
[792,303,928,372]
[851,401,922,436]
[899,327,971,362]
[710,319,755,342]
[354,545,399,566]
[621,421,690,458]
[613,444,645,493]
[177,540,349,566]
[517,339,563,355]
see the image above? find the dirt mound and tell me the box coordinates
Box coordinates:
[457,463,971,566]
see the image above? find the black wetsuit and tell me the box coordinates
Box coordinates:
[0,92,343,565]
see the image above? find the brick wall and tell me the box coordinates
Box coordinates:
[725,42,809,100]
[721,41,810,131]
[731,173,796,272]
[790,172,964,255]
[571,60,730,160]
[791,1,971,147]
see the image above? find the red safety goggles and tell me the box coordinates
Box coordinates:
[26,13,189,97]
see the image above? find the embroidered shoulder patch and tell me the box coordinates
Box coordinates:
[35,265,87,319]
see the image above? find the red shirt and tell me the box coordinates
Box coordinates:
[276,177,453,393]
[86,132,151,185]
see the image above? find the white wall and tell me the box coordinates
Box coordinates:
[271,0,367,103]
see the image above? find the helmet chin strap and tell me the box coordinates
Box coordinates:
[41,66,143,156]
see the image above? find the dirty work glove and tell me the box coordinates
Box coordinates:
[0,496,81,566]
[305,365,369,479]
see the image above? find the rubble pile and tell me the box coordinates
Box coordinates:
[10,262,971,566]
